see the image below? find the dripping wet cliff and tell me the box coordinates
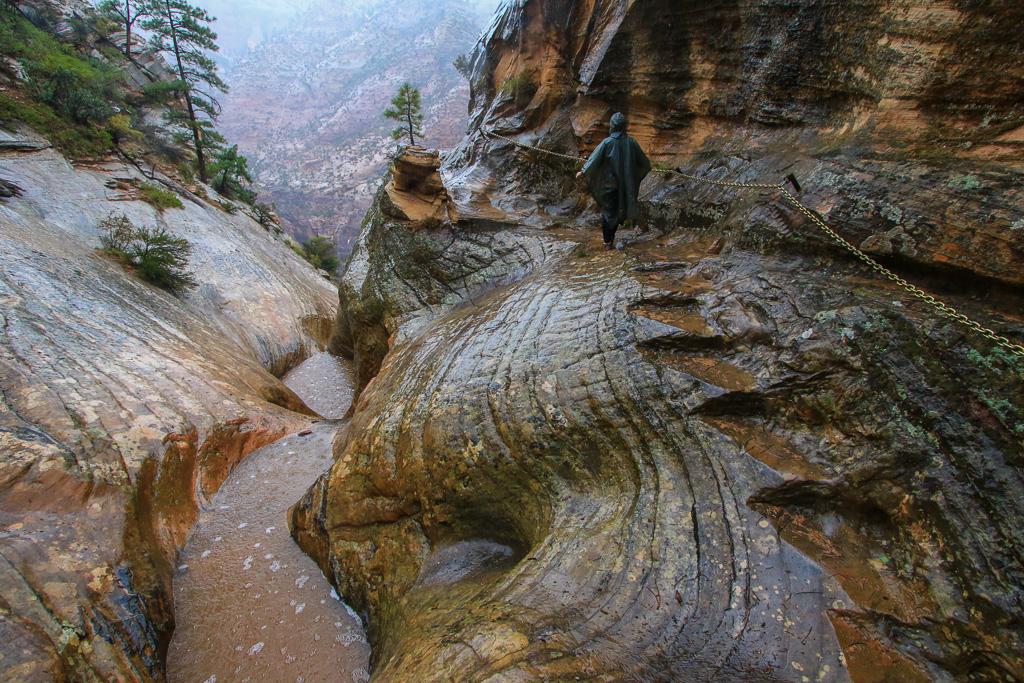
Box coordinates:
[291,0,1024,681]
[0,117,336,683]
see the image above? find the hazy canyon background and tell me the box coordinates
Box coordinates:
[194,0,502,252]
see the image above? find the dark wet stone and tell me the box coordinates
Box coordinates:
[294,1,1024,680]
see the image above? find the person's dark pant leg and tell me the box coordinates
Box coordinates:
[601,187,620,244]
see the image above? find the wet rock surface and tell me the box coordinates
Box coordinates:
[453,0,1024,288]
[277,352,360,421]
[167,355,369,683]
[294,1,1024,680]
[298,226,1023,681]
[0,133,337,680]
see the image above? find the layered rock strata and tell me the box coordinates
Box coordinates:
[294,0,1023,681]
[454,0,1024,286]
[1,126,337,681]
[383,148,457,224]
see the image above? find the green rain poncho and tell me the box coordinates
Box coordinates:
[581,113,651,225]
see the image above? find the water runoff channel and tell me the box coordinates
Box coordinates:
[167,352,371,683]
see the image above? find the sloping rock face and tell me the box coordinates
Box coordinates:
[1,128,337,681]
[327,147,549,407]
[294,1,1024,681]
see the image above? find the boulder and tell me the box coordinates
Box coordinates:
[382,147,456,225]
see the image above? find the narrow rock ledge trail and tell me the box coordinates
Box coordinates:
[166,352,371,683]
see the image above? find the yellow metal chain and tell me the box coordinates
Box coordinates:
[653,168,784,190]
[779,187,1024,359]
[483,129,589,163]
[481,129,1024,361]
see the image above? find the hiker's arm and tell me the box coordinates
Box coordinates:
[578,140,606,180]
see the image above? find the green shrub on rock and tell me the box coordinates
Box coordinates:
[31,67,111,125]
[128,225,196,291]
[252,202,278,228]
[301,236,342,275]
[97,212,196,292]
[98,211,135,253]
[138,182,184,211]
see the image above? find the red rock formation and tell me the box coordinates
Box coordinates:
[458,0,1024,286]
[0,127,336,681]
[294,1,1024,682]
[382,148,456,224]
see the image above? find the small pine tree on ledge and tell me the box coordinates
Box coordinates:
[383,83,424,147]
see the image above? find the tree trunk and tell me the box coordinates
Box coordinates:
[124,1,132,61]
[406,105,414,146]
[165,0,207,183]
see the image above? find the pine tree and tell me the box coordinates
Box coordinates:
[383,83,424,147]
[98,0,147,61]
[208,144,253,200]
[141,0,226,183]
[453,53,471,78]
[301,236,341,275]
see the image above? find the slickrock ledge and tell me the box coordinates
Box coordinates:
[294,0,1023,681]
[295,218,1023,681]
[1,130,337,681]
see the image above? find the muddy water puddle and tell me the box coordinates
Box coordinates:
[167,353,370,683]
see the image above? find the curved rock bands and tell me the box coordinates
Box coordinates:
[0,141,336,680]
[292,251,849,681]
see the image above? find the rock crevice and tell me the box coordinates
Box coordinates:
[0,133,337,680]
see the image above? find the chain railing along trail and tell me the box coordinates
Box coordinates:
[482,129,1024,361]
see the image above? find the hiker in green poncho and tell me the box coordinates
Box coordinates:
[576,112,651,249]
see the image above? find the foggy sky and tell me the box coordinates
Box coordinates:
[188,0,504,67]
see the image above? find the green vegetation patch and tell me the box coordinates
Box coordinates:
[0,92,114,158]
[98,212,196,292]
[138,182,184,211]
[300,236,342,276]
[500,70,539,104]
[0,7,124,158]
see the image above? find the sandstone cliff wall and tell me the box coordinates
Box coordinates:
[294,1,1023,681]
[0,125,337,681]
[455,0,1024,286]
